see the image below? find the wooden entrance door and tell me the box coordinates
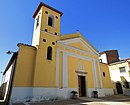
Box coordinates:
[78,76,86,97]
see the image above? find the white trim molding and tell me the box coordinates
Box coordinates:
[97,60,103,88]
[56,49,60,87]
[92,59,98,89]
[62,51,68,88]
[57,37,98,55]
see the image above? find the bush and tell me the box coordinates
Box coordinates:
[93,91,98,94]
[70,91,78,95]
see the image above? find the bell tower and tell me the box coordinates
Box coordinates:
[32,2,63,47]
[32,2,63,87]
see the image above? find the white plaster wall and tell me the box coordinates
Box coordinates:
[10,87,77,103]
[2,66,12,83]
[98,88,114,97]
[10,87,33,103]
[109,66,130,82]
[88,88,106,97]
[10,87,114,103]
[120,66,130,81]
[88,88,95,97]
[99,53,107,64]
[32,9,42,47]
[33,87,78,100]
[88,88,114,98]
[2,65,13,101]
[32,88,57,99]
[109,69,122,82]
[57,88,77,99]
[32,30,40,47]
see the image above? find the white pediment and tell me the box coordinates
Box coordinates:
[58,37,98,55]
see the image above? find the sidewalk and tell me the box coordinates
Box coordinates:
[79,97,105,102]
[12,99,88,105]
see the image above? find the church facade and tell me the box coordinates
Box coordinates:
[0,2,114,104]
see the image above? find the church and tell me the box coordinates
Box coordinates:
[0,2,114,104]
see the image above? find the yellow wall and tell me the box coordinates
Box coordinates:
[67,56,94,88]
[67,40,99,61]
[68,56,78,88]
[13,4,113,92]
[69,42,90,52]
[41,6,61,36]
[100,63,113,88]
[32,5,61,87]
[13,45,36,87]
[32,4,100,88]
[33,28,59,87]
[84,60,94,88]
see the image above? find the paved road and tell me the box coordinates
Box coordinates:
[12,95,130,105]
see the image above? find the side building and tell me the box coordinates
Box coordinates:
[100,50,130,95]
[0,2,114,104]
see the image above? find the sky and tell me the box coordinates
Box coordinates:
[0,0,130,83]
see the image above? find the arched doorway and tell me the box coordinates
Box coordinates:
[116,82,123,94]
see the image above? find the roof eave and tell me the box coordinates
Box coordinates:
[33,2,63,18]
[3,52,18,75]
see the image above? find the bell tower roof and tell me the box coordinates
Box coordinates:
[33,2,63,18]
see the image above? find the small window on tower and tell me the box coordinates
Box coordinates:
[43,39,46,42]
[48,15,54,27]
[36,16,40,28]
[47,46,52,60]
[45,29,48,32]
[52,42,55,45]
[56,16,58,19]
[103,72,105,77]
[45,11,48,14]
[54,32,57,35]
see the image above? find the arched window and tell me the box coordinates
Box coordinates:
[103,72,105,77]
[48,15,54,27]
[47,46,52,60]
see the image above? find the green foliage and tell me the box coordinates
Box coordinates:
[70,91,78,95]
[93,90,98,94]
